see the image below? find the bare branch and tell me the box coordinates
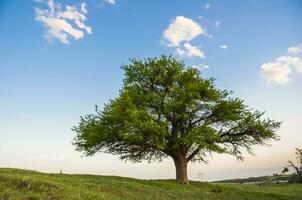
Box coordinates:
[186,147,201,161]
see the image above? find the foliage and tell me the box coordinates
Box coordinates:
[72,55,281,183]
[283,147,302,183]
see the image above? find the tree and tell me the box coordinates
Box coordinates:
[72,55,281,184]
[283,148,302,183]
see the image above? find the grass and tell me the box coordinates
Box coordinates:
[0,168,301,200]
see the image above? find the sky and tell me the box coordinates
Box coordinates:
[0,0,301,181]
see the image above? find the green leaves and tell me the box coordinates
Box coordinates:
[73,55,281,164]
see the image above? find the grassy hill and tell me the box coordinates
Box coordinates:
[0,168,301,200]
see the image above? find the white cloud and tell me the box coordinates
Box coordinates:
[58,5,92,34]
[214,20,220,27]
[175,48,186,56]
[35,0,92,44]
[198,16,203,20]
[192,64,209,71]
[287,44,302,54]
[277,56,302,73]
[81,3,87,14]
[105,0,116,5]
[176,43,205,58]
[184,43,205,58]
[261,62,291,84]
[36,16,83,43]
[220,45,228,49]
[260,55,302,84]
[204,3,210,10]
[163,16,207,47]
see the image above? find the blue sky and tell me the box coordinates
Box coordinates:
[0,0,301,181]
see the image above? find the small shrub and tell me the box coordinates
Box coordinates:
[210,188,222,193]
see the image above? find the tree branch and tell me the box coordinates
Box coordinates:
[186,147,201,161]
[288,160,300,174]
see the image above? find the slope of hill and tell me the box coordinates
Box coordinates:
[0,168,301,200]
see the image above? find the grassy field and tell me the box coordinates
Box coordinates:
[0,168,301,200]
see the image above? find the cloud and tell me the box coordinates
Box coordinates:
[185,43,205,58]
[35,0,92,44]
[192,64,209,71]
[260,54,302,84]
[175,48,186,56]
[204,3,210,10]
[105,0,116,5]
[176,43,205,58]
[220,45,228,49]
[214,20,220,27]
[81,3,87,14]
[277,56,302,73]
[261,62,291,84]
[287,44,302,54]
[163,16,207,47]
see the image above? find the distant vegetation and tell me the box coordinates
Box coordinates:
[283,147,302,183]
[0,168,302,200]
[214,174,291,184]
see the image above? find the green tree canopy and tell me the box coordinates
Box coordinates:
[73,55,281,184]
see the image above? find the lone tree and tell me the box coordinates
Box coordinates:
[283,147,302,183]
[73,56,280,184]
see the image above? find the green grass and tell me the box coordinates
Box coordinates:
[0,168,301,200]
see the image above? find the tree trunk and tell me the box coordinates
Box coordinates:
[298,172,302,183]
[173,157,189,184]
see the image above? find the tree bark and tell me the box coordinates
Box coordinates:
[298,172,302,183]
[173,157,189,184]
